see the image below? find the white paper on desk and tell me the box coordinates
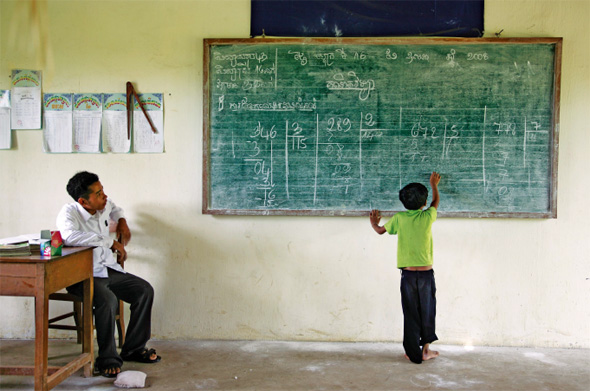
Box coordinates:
[0,233,40,245]
[102,93,130,153]
[133,93,164,153]
[73,93,102,153]
[11,70,42,130]
[43,93,73,153]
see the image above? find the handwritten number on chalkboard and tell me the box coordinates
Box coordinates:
[251,122,277,140]
[288,121,307,150]
[246,141,260,157]
[467,52,489,61]
[494,122,516,136]
[327,117,352,132]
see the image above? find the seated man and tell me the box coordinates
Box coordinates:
[57,171,161,377]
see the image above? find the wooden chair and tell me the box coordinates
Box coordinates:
[48,282,125,347]
[48,228,126,347]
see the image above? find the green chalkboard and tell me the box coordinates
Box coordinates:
[203,38,561,217]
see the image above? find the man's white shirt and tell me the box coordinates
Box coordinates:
[56,198,126,277]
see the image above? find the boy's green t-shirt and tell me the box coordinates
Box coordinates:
[383,207,437,269]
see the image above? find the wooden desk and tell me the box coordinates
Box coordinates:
[0,247,94,391]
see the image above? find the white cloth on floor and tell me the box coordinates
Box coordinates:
[114,370,147,388]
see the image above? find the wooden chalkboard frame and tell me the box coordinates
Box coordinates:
[203,37,561,218]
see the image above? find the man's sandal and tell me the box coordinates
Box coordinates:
[121,348,161,363]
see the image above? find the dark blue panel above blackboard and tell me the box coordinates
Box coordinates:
[250,0,484,38]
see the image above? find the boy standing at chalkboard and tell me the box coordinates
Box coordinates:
[369,172,441,364]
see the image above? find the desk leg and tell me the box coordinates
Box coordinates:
[82,276,94,377]
[34,264,49,391]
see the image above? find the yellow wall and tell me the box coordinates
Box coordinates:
[1,0,589,348]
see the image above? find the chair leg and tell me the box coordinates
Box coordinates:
[73,301,83,344]
[116,300,126,348]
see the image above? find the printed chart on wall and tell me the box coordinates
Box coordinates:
[0,90,10,149]
[203,38,562,217]
[43,93,73,153]
[11,69,42,130]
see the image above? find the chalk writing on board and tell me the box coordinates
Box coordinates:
[326,72,375,100]
[204,38,560,217]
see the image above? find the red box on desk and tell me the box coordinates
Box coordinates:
[41,231,62,256]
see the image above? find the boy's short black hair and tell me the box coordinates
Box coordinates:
[399,182,428,210]
[66,171,99,201]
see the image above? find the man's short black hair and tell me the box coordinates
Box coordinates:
[399,182,428,210]
[66,171,99,201]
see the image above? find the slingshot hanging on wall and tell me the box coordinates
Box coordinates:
[126,81,158,139]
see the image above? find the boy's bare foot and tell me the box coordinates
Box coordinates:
[404,354,410,361]
[422,344,439,361]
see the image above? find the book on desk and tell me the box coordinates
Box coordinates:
[0,233,43,256]
[0,241,33,256]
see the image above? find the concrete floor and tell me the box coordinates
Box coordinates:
[0,339,589,390]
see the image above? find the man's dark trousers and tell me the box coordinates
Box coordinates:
[68,268,154,369]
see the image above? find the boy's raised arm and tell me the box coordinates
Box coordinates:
[430,172,441,209]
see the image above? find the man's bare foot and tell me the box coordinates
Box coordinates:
[121,348,161,363]
[96,365,121,378]
[106,367,121,376]
[422,344,439,361]
[404,354,410,361]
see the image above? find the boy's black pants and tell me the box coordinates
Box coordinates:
[400,269,438,364]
